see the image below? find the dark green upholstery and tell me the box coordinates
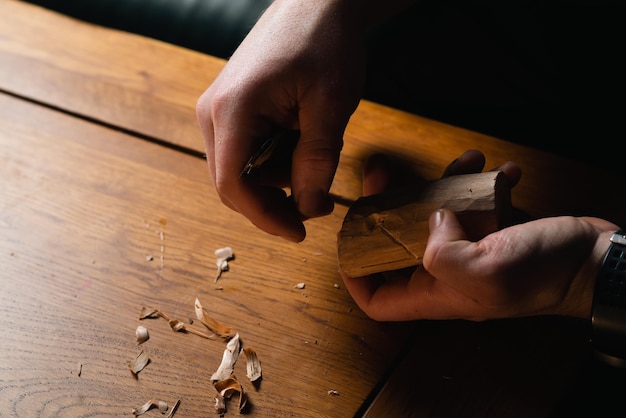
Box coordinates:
[23,0,273,58]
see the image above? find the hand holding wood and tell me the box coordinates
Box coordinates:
[337,171,512,277]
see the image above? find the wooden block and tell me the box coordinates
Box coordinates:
[337,171,511,277]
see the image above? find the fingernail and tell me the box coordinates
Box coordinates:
[297,189,334,218]
[432,209,445,228]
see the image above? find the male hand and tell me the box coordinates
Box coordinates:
[196,0,367,242]
[340,150,617,321]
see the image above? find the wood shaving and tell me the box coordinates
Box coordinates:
[165,399,181,418]
[131,398,169,416]
[214,246,233,283]
[128,349,150,377]
[168,319,213,339]
[132,299,258,416]
[138,307,170,321]
[194,297,236,339]
[213,394,226,415]
[210,333,241,381]
[243,348,262,382]
[135,325,149,344]
[139,307,213,339]
[214,375,247,413]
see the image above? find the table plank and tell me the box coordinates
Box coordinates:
[3,0,625,232]
[0,91,417,417]
[364,318,593,417]
[1,0,214,153]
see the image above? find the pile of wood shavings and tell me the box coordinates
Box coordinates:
[134,298,262,416]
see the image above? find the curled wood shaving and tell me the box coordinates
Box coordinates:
[210,333,241,381]
[128,350,150,377]
[168,319,213,339]
[194,297,235,339]
[131,398,169,416]
[136,325,149,344]
[214,375,247,413]
[214,246,233,283]
[139,307,213,339]
[243,347,262,382]
[139,307,170,321]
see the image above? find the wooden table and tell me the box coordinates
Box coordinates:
[1,1,625,417]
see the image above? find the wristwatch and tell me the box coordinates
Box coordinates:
[591,229,626,367]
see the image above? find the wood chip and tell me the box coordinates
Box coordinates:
[139,307,170,321]
[243,347,262,382]
[194,297,236,339]
[135,325,149,344]
[128,350,150,377]
[131,398,169,416]
[214,246,233,283]
[213,394,226,415]
[214,375,247,413]
[210,333,241,381]
[168,319,213,339]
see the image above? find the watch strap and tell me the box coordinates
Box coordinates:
[591,229,626,364]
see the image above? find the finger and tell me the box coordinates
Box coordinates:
[441,149,485,177]
[290,109,347,219]
[197,90,239,215]
[219,161,306,242]
[207,106,306,242]
[339,269,437,321]
[422,208,476,278]
[491,160,522,188]
[362,154,393,196]
[196,91,218,187]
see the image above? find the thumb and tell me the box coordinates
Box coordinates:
[422,208,472,276]
[290,126,343,219]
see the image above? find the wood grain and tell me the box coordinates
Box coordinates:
[338,171,510,277]
[0,92,417,417]
[1,0,215,152]
[363,317,592,418]
[3,2,626,417]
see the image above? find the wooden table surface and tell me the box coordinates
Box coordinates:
[2,1,625,417]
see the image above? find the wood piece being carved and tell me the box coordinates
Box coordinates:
[337,171,511,277]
